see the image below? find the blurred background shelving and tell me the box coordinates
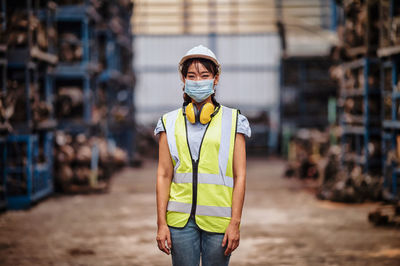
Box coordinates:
[0,0,135,209]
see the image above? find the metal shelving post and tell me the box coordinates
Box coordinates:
[338,57,382,175]
[379,56,400,200]
[5,134,36,209]
[0,0,6,51]
[0,56,5,93]
[0,137,6,209]
[377,0,400,200]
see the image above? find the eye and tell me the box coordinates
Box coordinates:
[201,74,210,79]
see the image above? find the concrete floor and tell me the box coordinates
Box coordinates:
[0,157,399,266]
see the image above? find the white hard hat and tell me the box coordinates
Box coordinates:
[179,45,220,74]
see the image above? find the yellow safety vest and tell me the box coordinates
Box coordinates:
[161,105,238,233]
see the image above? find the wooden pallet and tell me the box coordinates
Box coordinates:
[61,180,109,194]
[368,203,400,227]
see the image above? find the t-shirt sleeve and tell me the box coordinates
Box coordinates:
[237,113,251,138]
[154,117,165,136]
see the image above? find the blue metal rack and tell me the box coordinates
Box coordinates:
[52,3,102,133]
[2,0,57,209]
[334,0,380,58]
[35,0,57,56]
[378,0,400,51]
[105,123,135,163]
[6,63,37,131]
[6,55,56,132]
[1,0,135,203]
[95,21,135,163]
[6,0,57,66]
[55,4,101,69]
[377,0,400,200]
[0,0,5,48]
[0,137,6,209]
[51,69,94,133]
[280,57,337,131]
[0,56,5,93]
[4,134,53,209]
[338,57,382,175]
[35,130,54,198]
[379,56,400,200]
[6,0,57,131]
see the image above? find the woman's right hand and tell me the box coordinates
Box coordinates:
[156,224,172,255]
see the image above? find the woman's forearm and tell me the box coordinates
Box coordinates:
[231,175,246,226]
[231,133,247,226]
[156,132,174,226]
[156,174,172,226]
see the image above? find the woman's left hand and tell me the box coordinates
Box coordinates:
[222,220,240,256]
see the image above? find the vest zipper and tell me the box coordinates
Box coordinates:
[190,159,198,218]
[184,116,211,218]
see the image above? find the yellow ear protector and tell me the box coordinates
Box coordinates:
[183,102,220,124]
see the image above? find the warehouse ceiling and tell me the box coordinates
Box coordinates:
[131,0,338,55]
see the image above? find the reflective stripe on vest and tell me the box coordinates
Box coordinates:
[167,201,232,218]
[173,172,234,188]
[162,105,238,233]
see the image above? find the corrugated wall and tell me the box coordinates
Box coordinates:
[134,34,281,125]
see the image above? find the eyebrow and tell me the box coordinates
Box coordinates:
[187,71,210,74]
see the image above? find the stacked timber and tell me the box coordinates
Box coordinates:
[58,33,82,63]
[376,0,400,202]
[284,129,330,180]
[336,0,380,58]
[317,145,383,202]
[54,131,127,193]
[379,0,400,48]
[317,1,384,205]
[1,0,135,209]
[0,1,59,209]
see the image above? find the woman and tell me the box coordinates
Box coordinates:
[154,45,251,266]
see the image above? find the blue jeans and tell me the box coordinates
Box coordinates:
[169,216,231,266]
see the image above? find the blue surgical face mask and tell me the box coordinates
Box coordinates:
[184,79,215,103]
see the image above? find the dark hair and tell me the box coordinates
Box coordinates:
[181,58,218,78]
[181,58,219,104]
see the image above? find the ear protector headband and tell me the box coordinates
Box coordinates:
[182,101,221,124]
